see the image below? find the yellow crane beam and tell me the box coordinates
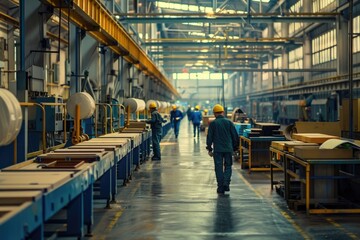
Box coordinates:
[41,0,179,97]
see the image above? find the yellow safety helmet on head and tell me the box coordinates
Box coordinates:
[149,102,157,109]
[195,105,200,110]
[204,109,208,113]
[213,104,224,113]
[172,105,177,110]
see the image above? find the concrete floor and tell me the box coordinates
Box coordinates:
[87,119,360,240]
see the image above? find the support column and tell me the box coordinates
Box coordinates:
[303,0,312,82]
[268,23,274,90]
[281,23,289,86]
[303,34,312,82]
[337,15,349,75]
[70,25,81,94]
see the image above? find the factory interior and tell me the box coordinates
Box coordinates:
[1,0,360,239]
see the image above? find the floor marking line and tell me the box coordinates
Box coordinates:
[235,167,311,240]
[105,210,124,233]
[326,218,359,239]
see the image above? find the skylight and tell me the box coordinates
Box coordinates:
[155,1,255,13]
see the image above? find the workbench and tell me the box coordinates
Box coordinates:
[121,128,151,163]
[88,138,133,182]
[74,140,130,182]
[239,136,286,172]
[285,154,360,214]
[0,171,91,238]
[99,132,142,171]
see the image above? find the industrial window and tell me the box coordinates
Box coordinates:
[312,29,337,65]
[155,1,249,13]
[274,23,282,37]
[273,56,282,75]
[313,0,336,12]
[354,16,360,53]
[173,72,228,80]
[289,0,303,35]
[289,47,303,69]
[262,63,269,82]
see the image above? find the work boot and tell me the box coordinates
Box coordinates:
[217,186,224,194]
[223,185,230,192]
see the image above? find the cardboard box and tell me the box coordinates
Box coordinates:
[202,116,215,127]
[341,99,360,131]
[284,141,318,153]
[293,146,353,159]
[292,133,339,144]
[271,141,296,151]
[295,121,341,137]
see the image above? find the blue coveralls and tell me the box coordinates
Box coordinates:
[170,109,183,138]
[206,115,239,190]
[191,110,202,137]
[146,109,165,160]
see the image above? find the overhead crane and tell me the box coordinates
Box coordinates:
[40,0,179,98]
[119,13,338,24]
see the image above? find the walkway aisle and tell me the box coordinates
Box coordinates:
[90,119,303,240]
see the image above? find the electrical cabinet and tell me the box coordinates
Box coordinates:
[35,97,64,132]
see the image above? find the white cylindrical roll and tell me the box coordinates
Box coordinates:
[146,100,157,110]
[0,88,23,146]
[66,92,95,119]
[124,98,146,113]
[161,101,167,110]
[156,101,162,110]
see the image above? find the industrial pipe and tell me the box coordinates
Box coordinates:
[20,102,46,154]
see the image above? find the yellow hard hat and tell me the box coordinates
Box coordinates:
[204,109,208,113]
[172,105,177,110]
[195,105,200,110]
[213,104,224,113]
[149,102,157,109]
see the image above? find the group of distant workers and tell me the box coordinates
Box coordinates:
[146,102,239,194]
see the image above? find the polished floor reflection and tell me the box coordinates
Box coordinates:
[88,119,360,240]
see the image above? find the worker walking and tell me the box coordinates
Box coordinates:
[170,104,183,139]
[191,105,202,138]
[206,104,239,194]
[146,102,166,160]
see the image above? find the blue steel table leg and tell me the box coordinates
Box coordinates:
[128,150,133,180]
[134,146,140,171]
[146,137,151,158]
[29,223,43,240]
[84,184,93,236]
[117,156,128,186]
[99,169,112,208]
[66,193,84,237]
[111,162,117,203]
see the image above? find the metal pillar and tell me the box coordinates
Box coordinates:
[349,0,354,138]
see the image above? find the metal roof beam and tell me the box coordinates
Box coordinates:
[150,50,282,55]
[41,0,179,98]
[121,16,336,24]
[145,41,301,47]
[157,57,259,61]
[221,68,337,73]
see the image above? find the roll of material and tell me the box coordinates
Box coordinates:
[160,101,167,110]
[146,100,157,110]
[156,101,162,110]
[0,88,23,146]
[66,92,95,119]
[124,98,145,113]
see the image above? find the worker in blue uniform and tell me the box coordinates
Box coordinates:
[191,105,202,138]
[206,104,239,194]
[146,102,166,160]
[170,105,183,139]
[186,105,192,123]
